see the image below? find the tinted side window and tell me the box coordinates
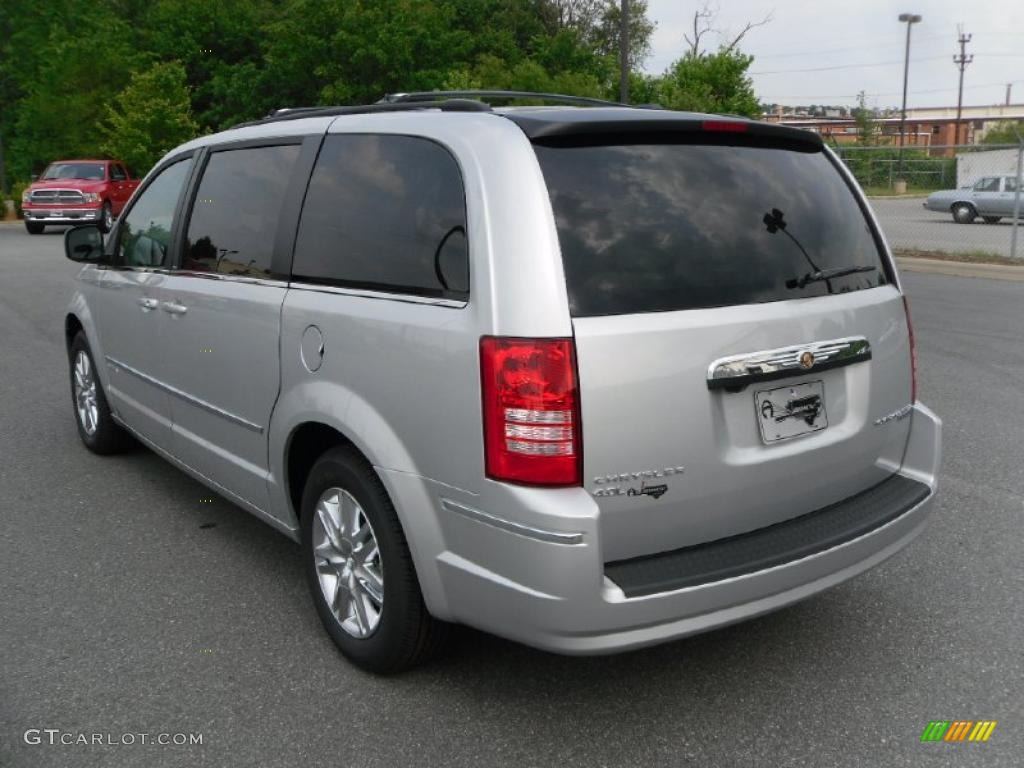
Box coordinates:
[110,164,126,181]
[293,135,468,299]
[534,141,888,317]
[974,177,999,192]
[183,144,300,277]
[117,157,193,268]
[1005,177,1018,192]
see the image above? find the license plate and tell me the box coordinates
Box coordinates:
[754,381,827,443]
[49,210,63,217]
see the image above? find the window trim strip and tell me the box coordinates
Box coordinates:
[286,280,467,308]
[105,356,264,433]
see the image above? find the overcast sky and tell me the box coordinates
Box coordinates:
[643,0,1024,109]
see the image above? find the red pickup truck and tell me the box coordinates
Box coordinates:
[21,159,140,235]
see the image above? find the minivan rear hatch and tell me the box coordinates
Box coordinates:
[529,119,914,562]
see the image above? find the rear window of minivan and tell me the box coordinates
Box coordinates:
[533,139,889,317]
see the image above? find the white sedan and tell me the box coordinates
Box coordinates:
[924,175,1021,223]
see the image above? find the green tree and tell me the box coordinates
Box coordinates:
[981,121,1023,145]
[3,2,141,180]
[258,0,630,109]
[458,54,604,99]
[652,3,768,116]
[260,0,475,108]
[138,0,275,131]
[627,71,662,105]
[854,91,878,145]
[100,62,199,176]
[542,0,654,72]
[657,49,759,116]
[0,0,669,189]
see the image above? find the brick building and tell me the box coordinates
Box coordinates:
[763,104,1024,155]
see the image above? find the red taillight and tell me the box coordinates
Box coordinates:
[480,336,581,486]
[903,295,918,402]
[701,120,749,133]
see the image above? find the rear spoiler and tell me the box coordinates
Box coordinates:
[505,112,824,150]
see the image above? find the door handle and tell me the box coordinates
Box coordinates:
[137,297,159,311]
[161,301,188,316]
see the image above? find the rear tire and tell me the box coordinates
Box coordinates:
[69,332,131,454]
[301,445,447,673]
[951,203,976,224]
[25,220,44,234]
[982,216,1001,224]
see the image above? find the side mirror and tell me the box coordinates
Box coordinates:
[64,225,106,263]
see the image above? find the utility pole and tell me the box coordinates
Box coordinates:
[953,25,973,145]
[1007,83,1013,106]
[897,12,922,176]
[619,0,630,104]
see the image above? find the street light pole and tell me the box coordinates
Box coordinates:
[897,12,922,176]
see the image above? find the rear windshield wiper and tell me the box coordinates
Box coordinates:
[786,265,876,290]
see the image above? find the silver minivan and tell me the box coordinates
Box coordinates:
[64,92,942,672]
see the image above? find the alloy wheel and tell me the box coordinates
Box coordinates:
[73,350,99,435]
[311,487,384,638]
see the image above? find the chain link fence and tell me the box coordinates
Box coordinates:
[833,143,1024,261]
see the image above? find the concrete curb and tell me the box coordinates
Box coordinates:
[896,256,1024,282]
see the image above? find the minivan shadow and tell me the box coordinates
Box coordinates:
[118,442,881,698]
[431,599,842,689]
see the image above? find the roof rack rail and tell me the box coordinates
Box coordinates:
[380,90,625,108]
[230,98,492,129]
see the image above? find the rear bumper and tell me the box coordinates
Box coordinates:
[392,402,941,655]
[604,473,929,598]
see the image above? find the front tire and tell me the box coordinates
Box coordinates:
[25,220,44,234]
[69,332,131,454]
[301,445,447,673]
[952,203,976,224]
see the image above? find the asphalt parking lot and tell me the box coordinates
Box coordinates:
[1,222,1021,767]
[870,196,1022,257]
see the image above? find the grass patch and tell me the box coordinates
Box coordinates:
[862,186,937,197]
[893,247,1024,266]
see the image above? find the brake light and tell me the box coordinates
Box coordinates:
[902,295,917,402]
[480,337,581,486]
[702,120,749,133]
